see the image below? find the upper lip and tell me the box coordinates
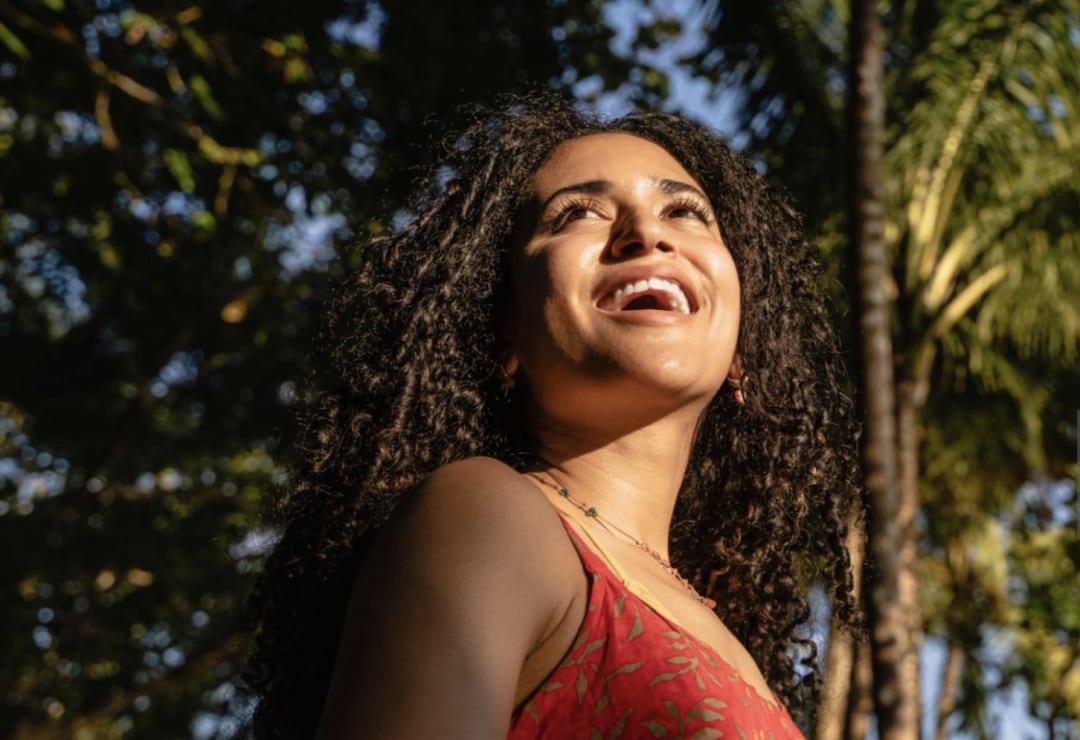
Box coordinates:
[594,265,699,313]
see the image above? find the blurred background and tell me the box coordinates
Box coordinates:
[0,0,1077,738]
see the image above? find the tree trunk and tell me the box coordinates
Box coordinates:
[848,0,919,737]
[847,638,874,739]
[816,504,867,740]
[934,641,964,740]
[896,371,927,729]
[816,620,854,740]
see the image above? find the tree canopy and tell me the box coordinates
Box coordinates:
[692,0,1080,735]
[2,0,1077,737]
[0,0,667,736]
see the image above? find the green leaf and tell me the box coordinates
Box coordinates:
[189,74,224,120]
[0,21,29,59]
[690,730,723,740]
[163,148,196,192]
[642,721,669,737]
[180,27,212,63]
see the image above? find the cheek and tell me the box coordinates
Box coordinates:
[508,257,560,353]
[514,246,586,311]
[510,264,554,341]
[509,262,596,370]
[716,249,742,302]
[695,246,740,309]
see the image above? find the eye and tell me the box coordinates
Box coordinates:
[666,196,714,224]
[549,197,604,231]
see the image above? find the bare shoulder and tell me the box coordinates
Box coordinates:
[415,455,539,505]
[373,456,579,592]
[407,457,562,530]
[317,457,582,737]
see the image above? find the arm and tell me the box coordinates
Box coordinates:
[316,458,578,739]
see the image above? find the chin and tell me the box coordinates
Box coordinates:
[595,340,729,385]
[593,355,722,403]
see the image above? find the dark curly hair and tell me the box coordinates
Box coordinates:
[245,92,862,737]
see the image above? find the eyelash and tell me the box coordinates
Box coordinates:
[549,195,714,232]
[549,197,604,231]
[665,196,714,224]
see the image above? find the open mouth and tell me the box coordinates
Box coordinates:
[599,277,693,315]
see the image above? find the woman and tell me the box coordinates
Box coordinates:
[247,93,862,738]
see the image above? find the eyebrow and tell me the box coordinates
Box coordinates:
[656,179,708,201]
[539,178,710,211]
[540,179,610,210]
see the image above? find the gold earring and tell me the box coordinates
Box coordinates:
[729,374,746,406]
[499,354,519,397]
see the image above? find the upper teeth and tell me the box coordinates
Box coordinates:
[611,277,691,314]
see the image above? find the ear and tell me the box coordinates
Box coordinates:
[727,355,743,382]
[497,291,521,377]
[502,352,520,377]
[726,356,747,406]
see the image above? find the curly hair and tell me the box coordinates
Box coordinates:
[245,92,862,737]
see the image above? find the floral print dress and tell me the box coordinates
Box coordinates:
[507,517,805,740]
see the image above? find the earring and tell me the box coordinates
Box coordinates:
[499,354,519,397]
[729,375,746,406]
[499,367,516,397]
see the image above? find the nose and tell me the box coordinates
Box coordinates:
[608,210,675,260]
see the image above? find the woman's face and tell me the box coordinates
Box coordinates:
[508,133,741,426]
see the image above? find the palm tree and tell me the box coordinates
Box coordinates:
[689,0,1080,736]
[848,0,920,737]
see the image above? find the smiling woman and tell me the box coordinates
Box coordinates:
[245,93,863,739]
[510,134,739,421]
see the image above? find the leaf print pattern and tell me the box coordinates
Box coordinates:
[507,517,805,740]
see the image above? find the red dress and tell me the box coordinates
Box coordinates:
[507,517,805,739]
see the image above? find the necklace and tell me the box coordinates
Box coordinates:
[535,476,717,609]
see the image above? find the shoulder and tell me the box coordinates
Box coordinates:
[388,456,571,551]
[364,456,581,624]
[318,458,583,737]
[415,455,539,503]
[354,455,587,664]
[406,456,560,531]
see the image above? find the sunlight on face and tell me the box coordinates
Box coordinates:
[508,133,740,427]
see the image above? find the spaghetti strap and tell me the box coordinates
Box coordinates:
[509,515,804,738]
[554,513,700,639]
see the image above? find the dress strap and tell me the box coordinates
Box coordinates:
[554,513,688,630]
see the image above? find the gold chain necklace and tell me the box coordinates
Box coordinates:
[535,476,717,609]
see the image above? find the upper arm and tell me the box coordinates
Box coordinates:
[316,458,576,740]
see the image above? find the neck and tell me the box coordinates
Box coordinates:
[525,403,703,557]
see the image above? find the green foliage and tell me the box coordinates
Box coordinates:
[886,0,1080,383]
[1006,510,1080,729]
[0,0,668,736]
[680,0,849,230]
[690,0,1080,732]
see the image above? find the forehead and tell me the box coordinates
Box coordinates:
[531,133,701,195]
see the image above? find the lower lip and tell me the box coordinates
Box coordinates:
[596,308,695,325]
